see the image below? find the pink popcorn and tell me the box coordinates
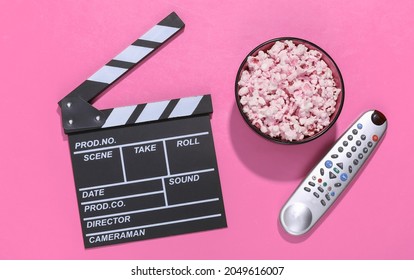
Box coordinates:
[237,40,342,142]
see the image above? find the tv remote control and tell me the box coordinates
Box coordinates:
[280,110,387,235]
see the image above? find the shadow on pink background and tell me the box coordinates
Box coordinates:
[0,0,413,259]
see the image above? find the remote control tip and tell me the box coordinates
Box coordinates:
[281,203,312,235]
[371,110,387,126]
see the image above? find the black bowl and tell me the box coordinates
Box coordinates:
[235,37,345,144]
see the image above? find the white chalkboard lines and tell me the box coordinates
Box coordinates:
[58,12,226,248]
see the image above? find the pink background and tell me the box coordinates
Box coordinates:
[1,0,413,259]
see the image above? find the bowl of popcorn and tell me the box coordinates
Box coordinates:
[235,37,344,144]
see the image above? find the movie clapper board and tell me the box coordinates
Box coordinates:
[58,12,227,248]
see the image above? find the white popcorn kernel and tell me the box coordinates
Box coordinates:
[287,72,297,81]
[260,58,273,71]
[240,96,248,105]
[260,125,268,133]
[238,86,249,96]
[284,129,298,141]
[293,43,307,56]
[257,97,266,106]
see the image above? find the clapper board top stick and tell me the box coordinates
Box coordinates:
[58,12,227,248]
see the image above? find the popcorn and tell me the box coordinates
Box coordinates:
[238,40,341,141]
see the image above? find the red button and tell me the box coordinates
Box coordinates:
[372,135,379,142]
[318,178,322,183]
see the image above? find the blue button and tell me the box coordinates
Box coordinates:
[331,191,336,197]
[325,160,333,168]
[357,123,363,129]
[340,173,348,182]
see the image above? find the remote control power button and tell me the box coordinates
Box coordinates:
[282,203,312,234]
[372,135,379,142]
[371,110,387,125]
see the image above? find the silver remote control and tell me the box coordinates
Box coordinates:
[280,110,387,235]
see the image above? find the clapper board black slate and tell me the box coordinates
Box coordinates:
[58,12,227,248]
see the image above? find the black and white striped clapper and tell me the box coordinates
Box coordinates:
[58,12,227,248]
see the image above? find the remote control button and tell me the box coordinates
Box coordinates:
[353,159,359,165]
[330,191,336,197]
[343,141,348,147]
[338,147,344,153]
[348,165,353,173]
[333,167,340,174]
[334,183,342,187]
[320,168,324,176]
[325,194,331,201]
[357,123,363,129]
[329,172,337,179]
[352,129,358,135]
[282,203,312,234]
[313,192,320,198]
[368,141,373,148]
[318,178,322,183]
[328,187,332,191]
[371,110,387,125]
[325,160,333,168]
[348,135,353,141]
[356,140,361,146]
[308,181,315,187]
[331,154,339,159]
[346,152,352,158]
[304,187,311,192]
[363,147,368,153]
[323,182,327,187]
[312,175,316,180]
[351,146,357,152]
[358,153,363,159]
[321,200,326,206]
[361,134,366,140]
[318,187,324,193]
[340,173,348,181]
[336,162,344,169]
[372,135,379,142]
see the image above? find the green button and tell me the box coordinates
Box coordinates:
[334,168,340,174]
[323,182,327,187]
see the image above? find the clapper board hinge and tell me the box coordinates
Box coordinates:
[58,12,185,134]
